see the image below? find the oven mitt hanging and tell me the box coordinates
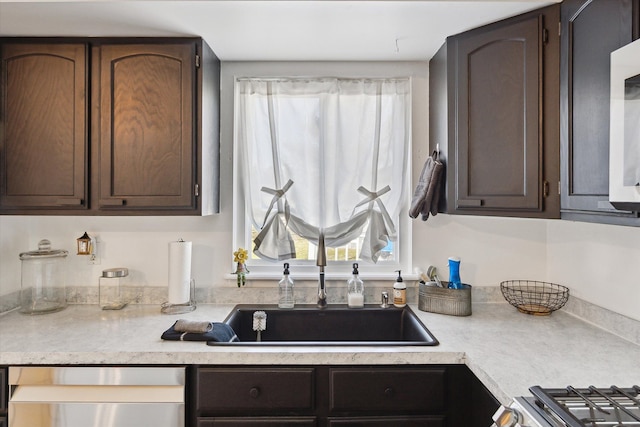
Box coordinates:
[409,150,444,221]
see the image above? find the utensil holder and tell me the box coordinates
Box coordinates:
[418,282,472,316]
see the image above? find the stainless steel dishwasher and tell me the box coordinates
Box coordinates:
[8,366,185,427]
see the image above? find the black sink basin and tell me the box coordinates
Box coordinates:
[207,304,439,346]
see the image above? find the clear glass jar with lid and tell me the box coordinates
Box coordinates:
[19,239,68,314]
[99,268,130,310]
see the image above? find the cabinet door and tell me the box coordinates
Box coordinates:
[454,14,539,211]
[560,0,640,223]
[0,43,87,211]
[97,43,196,210]
[449,7,559,216]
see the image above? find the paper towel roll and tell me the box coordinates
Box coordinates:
[168,240,192,304]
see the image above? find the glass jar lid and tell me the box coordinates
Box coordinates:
[19,239,69,260]
[102,268,129,278]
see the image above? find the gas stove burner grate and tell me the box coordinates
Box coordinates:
[530,386,640,427]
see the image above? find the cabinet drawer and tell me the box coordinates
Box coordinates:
[329,368,445,413]
[197,417,316,426]
[196,368,315,413]
[328,416,445,427]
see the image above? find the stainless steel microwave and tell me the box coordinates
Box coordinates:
[610,39,640,211]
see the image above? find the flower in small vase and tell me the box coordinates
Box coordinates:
[233,248,249,287]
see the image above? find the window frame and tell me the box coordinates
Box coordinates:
[232,76,413,279]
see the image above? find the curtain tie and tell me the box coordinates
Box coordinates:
[353,185,396,235]
[260,179,294,229]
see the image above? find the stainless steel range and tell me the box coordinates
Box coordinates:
[492,385,640,427]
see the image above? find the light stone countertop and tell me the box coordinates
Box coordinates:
[0,302,638,405]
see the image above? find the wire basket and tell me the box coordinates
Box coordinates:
[500,280,569,315]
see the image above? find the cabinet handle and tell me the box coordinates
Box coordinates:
[56,198,83,206]
[457,199,483,207]
[384,387,394,398]
[101,199,126,206]
[249,387,260,398]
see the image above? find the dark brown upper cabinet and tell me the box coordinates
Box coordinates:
[95,43,196,211]
[430,5,560,218]
[560,0,640,225]
[0,37,220,215]
[0,43,88,211]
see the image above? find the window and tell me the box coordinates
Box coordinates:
[233,77,411,276]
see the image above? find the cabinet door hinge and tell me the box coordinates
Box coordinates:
[558,181,561,195]
[195,54,201,68]
[558,21,561,37]
[195,184,199,197]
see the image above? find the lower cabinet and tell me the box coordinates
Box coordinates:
[0,364,498,426]
[191,365,498,427]
[0,366,6,427]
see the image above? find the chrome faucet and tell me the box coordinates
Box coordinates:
[317,232,327,308]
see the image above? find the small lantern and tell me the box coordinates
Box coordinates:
[76,232,92,255]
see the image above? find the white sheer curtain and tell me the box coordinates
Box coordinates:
[235,77,411,263]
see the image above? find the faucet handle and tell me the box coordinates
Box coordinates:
[317,270,327,308]
[380,291,390,308]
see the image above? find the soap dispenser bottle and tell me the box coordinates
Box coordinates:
[278,262,294,308]
[347,263,364,308]
[448,256,462,289]
[393,270,406,308]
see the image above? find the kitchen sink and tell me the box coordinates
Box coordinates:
[207,304,439,346]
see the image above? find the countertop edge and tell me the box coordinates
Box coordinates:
[1,303,638,407]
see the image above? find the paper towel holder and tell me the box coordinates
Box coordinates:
[161,278,196,314]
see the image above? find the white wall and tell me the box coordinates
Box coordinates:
[1,60,638,322]
[546,220,640,321]
[0,215,231,295]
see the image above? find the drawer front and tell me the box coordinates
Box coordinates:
[329,368,446,413]
[196,368,315,413]
[9,402,184,427]
[327,416,445,427]
[197,417,316,426]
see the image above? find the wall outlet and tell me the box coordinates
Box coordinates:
[88,237,101,265]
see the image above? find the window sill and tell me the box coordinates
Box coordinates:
[223,272,420,282]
